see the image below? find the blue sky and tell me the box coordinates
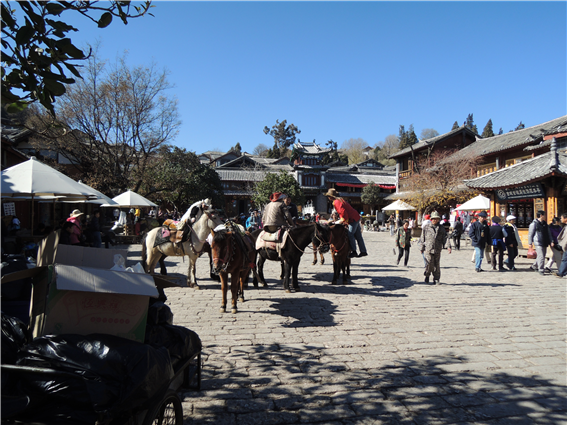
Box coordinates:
[60,1,566,154]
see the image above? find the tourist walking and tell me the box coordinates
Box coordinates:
[528,210,554,275]
[469,211,490,272]
[395,219,412,266]
[325,188,368,258]
[503,215,520,271]
[418,211,451,284]
[552,213,567,277]
[388,214,396,236]
[544,217,563,272]
[489,216,506,271]
[453,217,463,250]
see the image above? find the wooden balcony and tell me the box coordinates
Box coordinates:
[399,170,412,179]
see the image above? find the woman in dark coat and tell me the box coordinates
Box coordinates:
[395,219,412,266]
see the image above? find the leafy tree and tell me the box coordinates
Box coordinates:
[251,170,304,208]
[361,182,382,211]
[1,1,153,114]
[341,137,368,164]
[321,139,347,165]
[27,49,180,197]
[420,128,439,140]
[515,121,525,131]
[263,119,301,159]
[451,121,460,131]
[481,119,494,138]
[399,125,417,150]
[141,145,224,211]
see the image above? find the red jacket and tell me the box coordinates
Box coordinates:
[333,199,360,224]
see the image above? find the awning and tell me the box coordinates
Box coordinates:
[336,182,367,188]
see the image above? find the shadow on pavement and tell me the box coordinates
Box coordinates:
[182,347,567,424]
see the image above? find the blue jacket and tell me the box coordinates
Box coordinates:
[468,220,489,249]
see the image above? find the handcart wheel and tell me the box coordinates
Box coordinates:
[142,390,183,425]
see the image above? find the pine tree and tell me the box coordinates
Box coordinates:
[398,125,409,149]
[481,119,494,138]
[465,114,474,130]
[407,124,418,146]
[451,121,460,131]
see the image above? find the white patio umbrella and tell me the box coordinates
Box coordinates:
[104,189,157,208]
[1,157,99,230]
[1,157,99,200]
[454,195,490,211]
[382,200,416,211]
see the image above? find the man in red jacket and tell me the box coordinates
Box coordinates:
[325,188,367,258]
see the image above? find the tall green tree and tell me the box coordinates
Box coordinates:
[465,113,478,134]
[251,170,304,208]
[361,182,382,210]
[398,124,417,150]
[1,1,153,114]
[231,142,242,155]
[481,119,494,138]
[263,119,301,159]
[407,124,418,146]
[451,121,460,131]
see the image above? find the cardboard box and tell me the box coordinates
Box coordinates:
[2,264,161,342]
[37,231,128,268]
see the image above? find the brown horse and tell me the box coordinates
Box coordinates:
[329,224,351,285]
[210,227,257,313]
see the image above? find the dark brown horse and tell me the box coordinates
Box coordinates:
[210,227,257,313]
[253,223,332,292]
[329,224,351,285]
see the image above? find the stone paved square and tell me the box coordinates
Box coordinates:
[126,230,566,424]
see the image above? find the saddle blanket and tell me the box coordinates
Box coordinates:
[162,219,181,230]
[154,226,173,247]
[256,230,289,253]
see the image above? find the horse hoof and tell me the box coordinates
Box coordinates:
[220,307,226,313]
[285,289,291,293]
[239,297,244,303]
[231,308,238,314]
[262,282,268,288]
[293,287,301,292]
[190,283,200,290]
[312,262,316,265]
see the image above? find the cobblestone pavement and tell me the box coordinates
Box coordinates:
[125,230,566,425]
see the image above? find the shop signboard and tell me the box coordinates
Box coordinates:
[496,183,544,202]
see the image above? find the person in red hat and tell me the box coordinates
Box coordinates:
[262,192,294,233]
[325,188,367,258]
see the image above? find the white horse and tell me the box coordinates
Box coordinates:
[142,210,224,288]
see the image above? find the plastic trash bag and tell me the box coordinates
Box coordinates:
[1,313,30,366]
[145,322,202,370]
[13,333,174,422]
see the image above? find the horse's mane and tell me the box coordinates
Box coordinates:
[212,229,230,243]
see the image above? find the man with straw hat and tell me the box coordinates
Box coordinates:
[418,211,451,284]
[325,188,367,258]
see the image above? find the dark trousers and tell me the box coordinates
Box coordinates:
[397,246,410,266]
[504,246,518,269]
[558,250,567,277]
[491,245,505,269]
[454,234,461,250]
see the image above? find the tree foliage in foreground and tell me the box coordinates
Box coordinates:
[251,170,305,209]
[361,183,382,209]
[27,50,180,197]
[1,1,153,114]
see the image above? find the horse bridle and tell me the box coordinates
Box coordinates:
[212,230,236,273]
[187,210,218,256]
[287,223,332,253]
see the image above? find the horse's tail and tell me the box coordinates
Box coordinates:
[141,231,148,272]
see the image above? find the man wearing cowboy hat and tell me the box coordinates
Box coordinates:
[262,192,294,234]
[66,209,84,245]
[418,211,451,284]
[325,188,367,258]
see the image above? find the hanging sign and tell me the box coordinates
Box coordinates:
[496,183,544,201]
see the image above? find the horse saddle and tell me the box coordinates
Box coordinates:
[256,229,289,253]
[156,219,186,246]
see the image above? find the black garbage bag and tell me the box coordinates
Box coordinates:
[1,313,30,365]
[145,323,201,370]
[13,333,174,423]
[146,300,174,326]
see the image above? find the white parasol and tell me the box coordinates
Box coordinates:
[454,195,490,211]
[104,189,157,208]
[382,200,417,211]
